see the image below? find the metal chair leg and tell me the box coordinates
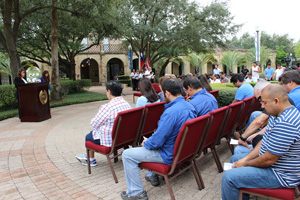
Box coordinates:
[86,148,91,174]
[164,175,175,200]
[106,155,118,183]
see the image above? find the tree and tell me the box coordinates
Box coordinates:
[0,52,12,83]
[246,47,273,70]
[293,41,300,60]
[156,47,183,77]
[185,52,214,74]
[120,0,239,76]
[220,50,244,73]
[276,45,289,66]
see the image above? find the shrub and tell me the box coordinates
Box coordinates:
[60,79,92,95]
[117,75,131,87]
[211,83,237,107]
[0,85,18,109]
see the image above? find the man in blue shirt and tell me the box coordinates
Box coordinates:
[231,73,254,103]
[121,78,196,200]
[222,84,300,200]
[264,64,275,81]
[279,70,300,110]
[182,76,218,116]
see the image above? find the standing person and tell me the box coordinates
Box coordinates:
[241,65,249,77]
[197,74,213,91]
[213,64,221,75]
[76,81,131,166]
[40,70,51,92]
[275,63,285,81]
[136,78,160,107]
[231,73,254,103]
[250,62,261,79]
[221,84,300,200]
[264,63,275,81]
[134,69,139,91]
[121,78,196,200]
[14,68,28,118]
[220,72,229,83]
[130,69,136,91]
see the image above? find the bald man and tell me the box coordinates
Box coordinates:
[221,84,300,200]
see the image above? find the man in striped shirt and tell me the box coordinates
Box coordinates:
[76,80,131,166]
[221,84,300,200]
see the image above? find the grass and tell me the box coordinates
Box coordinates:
[0,91,107,121]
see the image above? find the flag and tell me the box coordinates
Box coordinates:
[139,50,145,71]
[145,57,151,71]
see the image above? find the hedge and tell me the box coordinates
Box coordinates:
[0,85,18,109]
[117,75,131,87]
[60,79,92,95]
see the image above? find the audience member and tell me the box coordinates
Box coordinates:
[197,74,213,91]
[76,81,131,166]
[170,74,176,78]
[275,63,285,81]
[213,64,221,75]
[245,72,257,82]
[158,76,169,101]
[211,74,221,83]
[220,72,229,83]
[250,61,261,79]
[136,78,160,107]
[231,73,254,103]
[222,84,300,200]
[264,63,275,81]
[183,76,218,117]
[121,78,196,200]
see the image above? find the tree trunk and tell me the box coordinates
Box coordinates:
[159,59,170,77]
[71,57,76,80]
[50,0,62,100]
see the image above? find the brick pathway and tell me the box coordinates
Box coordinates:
[0,86,234,200]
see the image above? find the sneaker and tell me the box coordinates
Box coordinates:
[76,153,87,162]
[81,159,97,167]
[145,175,160,187]
[121,191,148,200]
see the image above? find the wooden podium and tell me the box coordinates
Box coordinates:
[18,83,51,122]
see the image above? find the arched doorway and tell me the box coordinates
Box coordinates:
[80,58,99,82]
[171,62,183,75]
[133,59,139,71]
[106,58,124,81]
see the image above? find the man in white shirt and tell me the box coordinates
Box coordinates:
[275,63,286,81]
[130,69,136,91]
[250,62,261,79]
[213,64,221,75]
[245,72,258,82]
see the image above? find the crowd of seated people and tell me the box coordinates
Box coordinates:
[76,67,300,200]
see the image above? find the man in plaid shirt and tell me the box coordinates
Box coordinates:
[76,80,131,166]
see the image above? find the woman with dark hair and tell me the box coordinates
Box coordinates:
[40,70,51,91]
[14,68,27,118]
[136,78,160,107]
[197,74,213,91]
[211,74,221,83]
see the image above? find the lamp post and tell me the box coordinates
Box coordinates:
[128,45,133,70]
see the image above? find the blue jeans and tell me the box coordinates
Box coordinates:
[230,153,249,163]
[221,167,282,200]
[122,147,165,196]
[85,131,100,145]
[233,145,253,155]
[245,111,262,130]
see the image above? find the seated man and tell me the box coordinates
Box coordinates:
[76,80,131,166]
[220,72,229,83]
[245,72,257,82]
[222,84,300,200]
[231,73,254,103]
[121,78,196,200]
[182,76,218,116]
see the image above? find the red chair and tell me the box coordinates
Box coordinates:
[218,101,244,154]
[236,96,255,131]
[239,187,300,200]
[208,90,219,99]
[196,106,229,173]
[85,107,144,183]
[133,92,142,103]
[138,101,165,142]
[152,83,161,94]
[139,114,211,200]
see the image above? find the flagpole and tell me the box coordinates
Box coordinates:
[139,44,141,71]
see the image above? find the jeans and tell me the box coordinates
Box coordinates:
[85,131,100,145]
[221,167,282,200]
[230,153,249,163]
[122,147,165,196]
[245,111,262,130]
[233,145,253,155]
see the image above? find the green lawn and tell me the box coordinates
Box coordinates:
[0,91,107,121]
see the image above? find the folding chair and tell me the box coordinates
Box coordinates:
[85,107,144,183]
[236,96,255,131]
[151,83,161,94]
[208,90,219,99]
[139,114,211,200]
[239,186,300,200]
[137,101,165,142]
[133,92,142,103]
[196,106,229,173]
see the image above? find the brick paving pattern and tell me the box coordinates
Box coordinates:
[0,86,261,200]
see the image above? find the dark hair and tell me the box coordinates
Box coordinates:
[230,73,244,84]
[138,78,159,103]
[214,74,220,79]
[159,76,169,86]
[277,63,282,66]
[182,76,202,90]
[42,70,50,82]
[253,62,257,64]
[279,71,300,85]
[247,72,252,76]
[106,80,123,96]
[17,68,26,78]
[267,63,271,66]
[204,73,210,80]
[161,78,184,96]
[197,74,212,91]
[220,72,225,75]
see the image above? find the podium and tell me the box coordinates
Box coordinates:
[18,83,51,122]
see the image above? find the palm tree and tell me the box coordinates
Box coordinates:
[220,50,245,74]
[157,47,184,77]
[0,53,13,83]
[185,52,214,74]
[246,46,273,70]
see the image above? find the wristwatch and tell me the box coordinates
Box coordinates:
[240,135,247,142]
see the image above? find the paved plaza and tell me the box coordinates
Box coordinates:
[0,86,233,200]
